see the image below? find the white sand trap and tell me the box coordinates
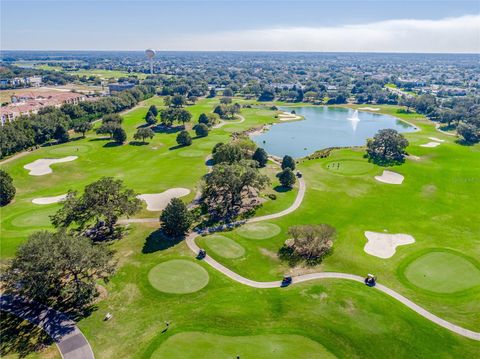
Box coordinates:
[364,231,415,258]
[421,142,441,148]
[358,107,380,111]
[278,111,301,121]
[137,188,190,211]
[32,194,68,205]
[375,170,404,185]
[24,156,78,176]
[406,155,421,161]
[428,137,445,142]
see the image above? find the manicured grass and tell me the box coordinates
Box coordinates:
[2,100,480,358]
[237,223,282,240]
[0,97,285,258]
[204,235,245,258]
[402,250,480,294]
[151,332,335,358]
[148,260,209,294]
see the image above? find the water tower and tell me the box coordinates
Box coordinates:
[145,49,156,74]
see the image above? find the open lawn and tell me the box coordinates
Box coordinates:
[1,99,479,358]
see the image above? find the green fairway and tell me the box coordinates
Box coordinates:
[402,250,480,294]
[237,223,282,240]
[204,235,245,259]
[148,260,209,294]
[151,332,335,359]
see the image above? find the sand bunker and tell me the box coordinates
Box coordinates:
[421,142,441,148]
[32,194,68,205]
[406,155,421,161]
[428,137,445,142]
[374,170,404,185]
[137,188,190,211]
[364,231,415,258]
[358,107,380,111]
[278,111,301,121]
[24,156,78,176]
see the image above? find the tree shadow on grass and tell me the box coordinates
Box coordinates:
[89,137,111,142]
[0,313,54,358]
[205,158,214,167]
[153,125,183,134]
[456,138,475,146]
[169,144,187,151]
[274,185,292,193]
[103,142,122,148]
[142,229,185,254]
[129,141,148,146]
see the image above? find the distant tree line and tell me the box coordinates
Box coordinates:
[0,85,155,158]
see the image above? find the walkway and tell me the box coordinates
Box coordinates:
[0,294,95,359]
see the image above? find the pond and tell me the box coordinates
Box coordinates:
[251,106,417,158]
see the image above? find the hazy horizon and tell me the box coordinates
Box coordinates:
[1,1,479,53]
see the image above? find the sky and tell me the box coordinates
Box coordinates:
[1,0,479,53]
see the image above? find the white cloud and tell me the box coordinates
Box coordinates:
[160,15,480,53]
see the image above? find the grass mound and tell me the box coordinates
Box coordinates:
[237,223,281,240]
[204,235,245,258]
[402,250,480,294]
[148,260,209,294]
[151,332,335,359]
[323,160,374,175]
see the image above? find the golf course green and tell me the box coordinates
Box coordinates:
[151,332,335,359]
[148,260,209,294]
[401,250,480,294]
[204,235,246,259]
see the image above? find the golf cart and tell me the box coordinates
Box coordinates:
[281,275,292,287]
[364,274,376,287]
[296,171,302,178]
[196,248,207,260]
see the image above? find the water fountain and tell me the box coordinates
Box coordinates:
[348,109,360,131]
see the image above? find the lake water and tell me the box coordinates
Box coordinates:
[251,106,417,158]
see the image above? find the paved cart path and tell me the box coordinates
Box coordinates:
[0,294,95,359]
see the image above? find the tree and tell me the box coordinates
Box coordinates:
[54,124,69,143]
[212,143,244,164]
[285,224,336,263]
[177,109,192,125]
[133,127,155,143]
[160,198,192,237]
[366,129,409,165]
[148,104,158,117]
[281,155,296,171]
[203,161,270,220]
[195,123,209,137]
[96,122,120,139]
[145,110,157,126]
[258,89,275,102]
[220,97,232,105]
[223,88,234,97]
[112,127,127,144]
[3,230,115,310]
[176,130,192,146]
[208,88,216,98]
[73,121,92,138]
[51,177,142,238]
[163,96,171,107]
[278,168,296,188]
[252,147,268,167]
[171,94,186,108]
[457,123,480,144]
[0,169,15,206]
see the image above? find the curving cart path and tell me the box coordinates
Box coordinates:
[0,294,95,359]
[120,121,479,341]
